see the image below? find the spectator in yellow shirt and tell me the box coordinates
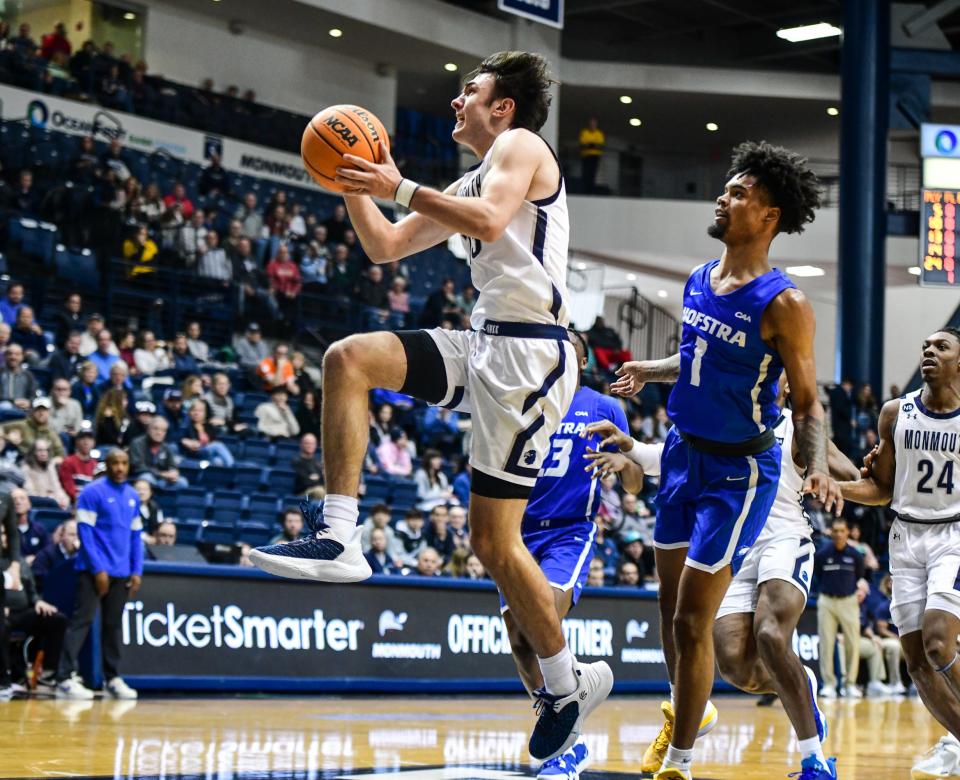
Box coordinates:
[122,225,158,277]
[578,118,605,194]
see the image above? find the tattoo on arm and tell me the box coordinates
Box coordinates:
[648,353,681,383]
[794,414,828,476]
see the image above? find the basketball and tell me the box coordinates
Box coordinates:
[300,104,390,192]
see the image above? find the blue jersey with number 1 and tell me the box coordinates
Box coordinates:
[667,259,795,443]
[524,386,628,532]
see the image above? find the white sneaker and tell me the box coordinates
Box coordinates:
[820,685,838,699]
[529,661,614,761]
[56,673,94,700]
[844,685,863,699]
[105,677,138,700]
[889,681,907,696]
[912,735,960,779]
[0,685,13,700]
[867,681,891,698]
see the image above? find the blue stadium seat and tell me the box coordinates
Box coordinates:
[273,439,300,464]
[196,522,237,546]
[247,493,280,518]
[28,496,61,509]
[236,523,273,548]
[364,477,391,501]
[212,490,244,511]
[242,439,273,464]
[197,465,235,489]
[29,508,71,533]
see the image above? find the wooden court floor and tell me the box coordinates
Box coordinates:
[0,694,946,780]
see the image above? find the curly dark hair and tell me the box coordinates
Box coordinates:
[942,326,960,346]
[467,51,556,132]
[726,141,821,234]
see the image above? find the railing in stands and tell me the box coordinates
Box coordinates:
[617,288,681,362]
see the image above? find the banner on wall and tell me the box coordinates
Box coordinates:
[0,84,323,192]
[121,563,823,691]
[498,0,564,29]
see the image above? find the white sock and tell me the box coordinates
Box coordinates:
[321,494,359,542]
[798,736,826,766]
[538,647,578,696]
[663,744,693,771]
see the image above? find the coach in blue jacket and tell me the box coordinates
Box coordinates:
[56,448,142,700]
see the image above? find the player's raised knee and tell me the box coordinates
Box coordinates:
[754,615,790,658]
[922,632,957,670]
[323,333,403,389]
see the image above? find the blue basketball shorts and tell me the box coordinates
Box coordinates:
[654,427,781,575]
[499,518,597,613]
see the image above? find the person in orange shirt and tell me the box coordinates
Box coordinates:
[258,343,297,393]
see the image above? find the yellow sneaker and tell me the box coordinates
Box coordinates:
[652,769,691,780]
[640,699,719,773]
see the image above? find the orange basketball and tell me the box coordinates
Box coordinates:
[301,104,390,193]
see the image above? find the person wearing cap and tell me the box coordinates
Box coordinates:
[619,530,653,583]
[58,427,97,503]
[127,400,156,441]
[160,388,185,428]
[50,377,83,437]
[2,397,65,459]
[235,323,269,374]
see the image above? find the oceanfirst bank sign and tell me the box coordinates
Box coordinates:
[122,565,823,692]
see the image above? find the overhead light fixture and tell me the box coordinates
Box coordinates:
[908,266,922,276]
[826,106,839,116]
[776,22,841,43]
[575,262,588,271]
[705,122,719,132]
[123,11,136,19]
[786,265,826,277]
[629,117,642,127]
[444,63,458,72]
[657,290,668,299]
[328,28,343,38]
[626,273,636,281]
[619,95,633,104]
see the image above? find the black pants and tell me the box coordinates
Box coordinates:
[582,156,600,193]
[0,581,8,686]
[57,573,128,683]
[8,608,67,674]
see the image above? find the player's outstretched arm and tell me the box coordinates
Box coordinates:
[765,288,842,514]
[342,179,459,263]
[581,448,644,493]
[337,131,544,244]
[610,353,680,397]
[838,400,898,506]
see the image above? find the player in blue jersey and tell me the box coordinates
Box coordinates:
[612,142,843,780]
[502,330,643,780]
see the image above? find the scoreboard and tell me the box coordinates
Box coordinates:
[921,189,958,287]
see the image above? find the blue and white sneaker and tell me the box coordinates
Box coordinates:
[537,737,590,780]
[803,665,828,743]
[529,661,613,761]
[248,501,371,583]
[788,756,837,779]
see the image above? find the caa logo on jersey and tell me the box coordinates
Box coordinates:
[735,311,752,322]
[574,411,589,417]
[902,403,914,413]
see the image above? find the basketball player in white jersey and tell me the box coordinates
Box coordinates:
[839,328,960,780]
[583,386,857,780]
[248,52,611,762]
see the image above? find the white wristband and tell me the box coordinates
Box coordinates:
[624,440,664,477]
[394,178,420,208]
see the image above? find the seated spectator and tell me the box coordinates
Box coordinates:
[68,135,100,184]
[616,560,641,587]
[300,241,328,290]
[290,351,315,395]
[88,328,120,382]
[410,546,442,577]
[204,373,245,434]
[13,489,45,563]
[288,203,307,238]
[365,528,401,575]
[31,519,80,592]
[620,531,654,582]
[457,285,476,316]
[258,342,295,392]
[234,322,269,376]
[170,332,199,376]
[420,406,461,458]
[266,244,301,324]
[414,449,457,511]
[71,361,100,419]
[448,505,469,550]
[370,403,394,448]
[153,521,177,547]
[0,343,37,411]
[587,315,632,371]
[265,205,289,238]
[122,225,159,277]
[177,399,234,467]
[295,388,321,439]
[464,554,486,580]
[52,295,84,351]
[162,181,194,219]
[850,522,880,572]
[3,398,64,458]
[392,508,427,567]
[198,153,230,197]
[116,330,137,373]
[357,265,390,328]
[0,323,10,363]
[234,192,263,238]
[425,505,455,564]
[8,171,41,218]
[94,388,130,448]
[101,139,131,182]
[255,387,300,439]
[10,306,46,364]
[185,321,210,363]
[269,508,303,545]
[133,330,170,375]
[360,503,397,552]
[419,278,461,329]
[326,244,356,299]
[97,63,133,112]
[97,361,133,408]
[292,433,323,494]
[1,547,67,689]
[127,400,156,441]
[133,479,164,544]
[58,428,96,503]
[452,462,471,508]
[445,547,471,578]
[377,428,413,477]
[324,203,349,243]
[387,276,410,327]
[180,374,205,412]
[586,559,606,587]
[137,183,164,226]
[161,389,185,429]
[23,440,69,509]
[50,379,83,436]
[78,314,116,357]
[0,283,26,328]
[198,230,231,283]
[129,416,187,488]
